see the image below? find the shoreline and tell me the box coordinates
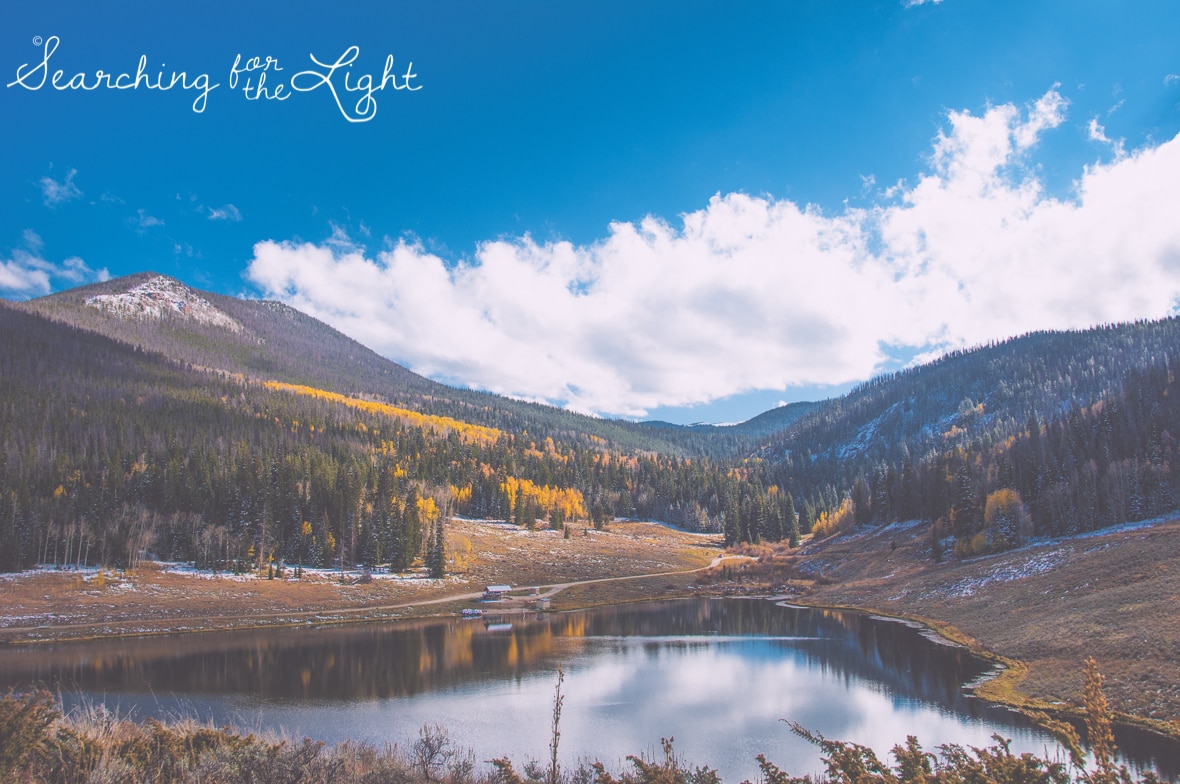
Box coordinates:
[5,572,1178,750]
[779,595,1180,747]
[5,574,1180,778]
[4,517,1180,755]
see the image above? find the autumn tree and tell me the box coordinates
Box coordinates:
[984,488,1030,551]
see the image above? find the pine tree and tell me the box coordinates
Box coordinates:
[786,495,799,548]
[427,516,445,579]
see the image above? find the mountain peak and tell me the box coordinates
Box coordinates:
[84,275,243,333]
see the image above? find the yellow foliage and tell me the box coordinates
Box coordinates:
[263,382,502,446]
[941,425,967,440]
[1083,656,1119,782]
[983,487,1028,550]
[985,487,1019,509]
[954,531,989,559]
[417,496,440,521]
[449,535,475,573]
[499,476,587,523]
[810,497,856,539]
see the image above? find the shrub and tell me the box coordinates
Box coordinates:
[0,689,60,779]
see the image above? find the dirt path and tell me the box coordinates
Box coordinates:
[530,553,750,598]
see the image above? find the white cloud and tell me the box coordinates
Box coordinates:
[206,204,243,222]
[129,209,165,233]
[22,229,44,254]
[39,168,82,207]
[0,233,109,298]
[902,0,943,6]
[247,89,1180,417]
[1165,74,1179,87]
[1087,118,1125,158]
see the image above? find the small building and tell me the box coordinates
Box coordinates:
[536,597,551,611]
[482,584,512,601]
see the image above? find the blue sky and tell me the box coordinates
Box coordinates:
[3,1,1179,423]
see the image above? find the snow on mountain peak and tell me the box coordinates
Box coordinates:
[85,276,243,333]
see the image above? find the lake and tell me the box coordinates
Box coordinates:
[0,598,1175,781]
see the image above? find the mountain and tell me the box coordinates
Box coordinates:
[759,320,1180,471]
[751,320,1180,549]
[18,273,763,459]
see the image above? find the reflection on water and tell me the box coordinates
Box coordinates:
[0,599,1174,782]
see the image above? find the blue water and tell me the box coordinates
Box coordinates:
[0,598,1173,782]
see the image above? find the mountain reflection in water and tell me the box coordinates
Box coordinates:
[0,599,1174,782]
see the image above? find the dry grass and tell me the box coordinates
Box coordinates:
[0,519,719,645]
[454,520,718,587]
[549,571,707,609]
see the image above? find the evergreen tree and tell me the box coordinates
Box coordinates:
[786,495,800,548]
[427,517,445,579]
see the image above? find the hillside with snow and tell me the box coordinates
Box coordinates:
[85,275,243,333]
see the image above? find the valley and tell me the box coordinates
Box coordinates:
[5,503,1180,740]
[2,272,1180,751]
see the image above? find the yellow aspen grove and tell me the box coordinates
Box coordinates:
[451,485,473,506]
[416,496,440,522]
[811,497,855,539]
[263,381,502,445]
[499,476,587,524]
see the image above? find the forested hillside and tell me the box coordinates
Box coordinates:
[0,300,792,573]
[4,273,1179,574]
[757,323,1180,555]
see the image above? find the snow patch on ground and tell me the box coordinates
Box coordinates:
[935,551,1067,598]
[158,560,449,584]
[0,564,105,580]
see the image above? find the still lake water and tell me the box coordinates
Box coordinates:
[0,598,1176,781]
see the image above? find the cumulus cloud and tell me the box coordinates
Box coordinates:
[247,89,1180,417]
[0,231,109,298]
[39,168,82,207]
[903,0,943,7]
